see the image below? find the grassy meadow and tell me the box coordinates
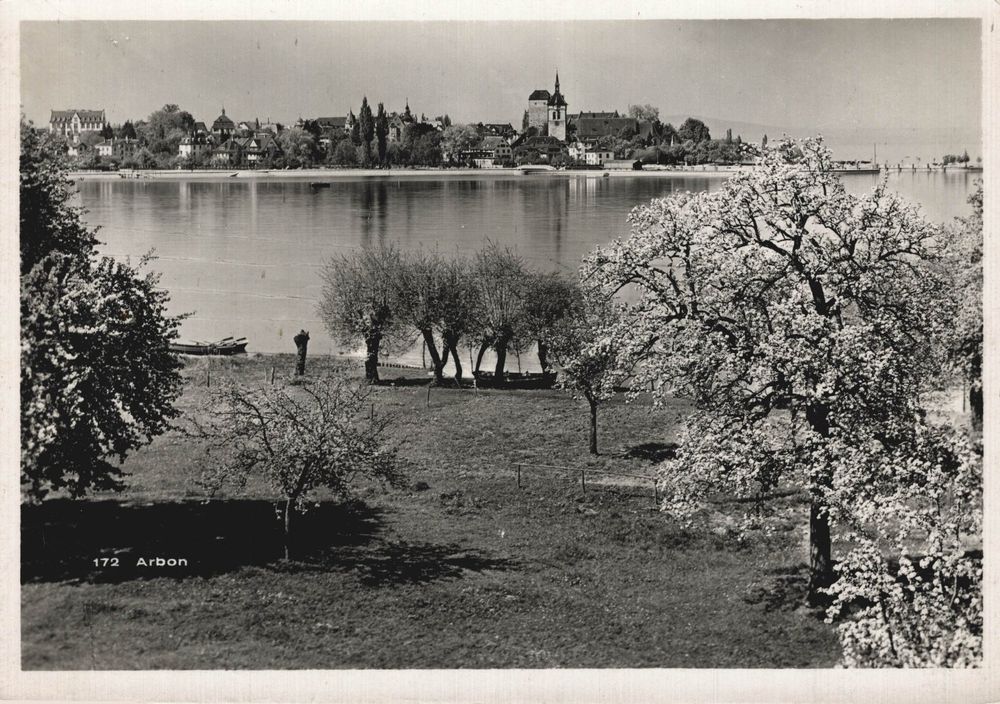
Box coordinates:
[21,354,841,668]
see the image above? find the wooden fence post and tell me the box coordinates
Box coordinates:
[270,366,276,385]
[516,464,521,488]
[206,369,211,388]
[580,469,586,493]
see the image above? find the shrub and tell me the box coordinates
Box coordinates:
[190,374,403,559]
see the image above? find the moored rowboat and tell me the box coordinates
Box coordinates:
[169,337,248,356]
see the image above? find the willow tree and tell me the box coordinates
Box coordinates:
[318,244,403,383]
[520,271,581,374]
[397,251,451,384]
[583,138,962,598]
[471,243,528,383]
[434,256,478,383]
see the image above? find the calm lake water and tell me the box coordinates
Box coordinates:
[77,170,980,361]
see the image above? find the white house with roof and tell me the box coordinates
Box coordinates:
[179,134,212,159]
[49,109,106,143]
[95,137,139,159]
[568,141,613,166]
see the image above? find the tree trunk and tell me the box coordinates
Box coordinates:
[588,396,598,455]
[449,341,463,384]
[494,331,511,386]
[537,339,550,374]
[808,501,833,601]
[971,384,983,431]
[293,330,309,376]
[421,329,445,384]
[474,340,490,375]
[805,402,834,600]
[283,497,294,561]
[970,355,983,430]
[364,333,381,383]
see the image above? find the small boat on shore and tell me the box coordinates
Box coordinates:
[518,165,557,175]
[169,337,248,356]
[309,181,331,189]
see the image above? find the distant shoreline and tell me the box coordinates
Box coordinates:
[67,166,742,180]
[67,164,980,181]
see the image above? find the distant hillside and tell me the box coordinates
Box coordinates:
[657,114,981,164]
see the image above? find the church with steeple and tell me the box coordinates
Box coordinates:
[527,72,568,141]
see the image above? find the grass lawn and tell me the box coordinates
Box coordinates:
[21,355,841,669]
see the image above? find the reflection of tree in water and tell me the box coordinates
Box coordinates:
[355,180,389,246]
[522,179,570,270]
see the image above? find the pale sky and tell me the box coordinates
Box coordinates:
[20,19,981,143]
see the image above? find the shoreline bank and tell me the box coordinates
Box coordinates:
[65,164,965,182]
[68,166,752,181]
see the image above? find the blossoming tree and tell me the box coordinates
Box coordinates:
[190,374,402,560]
[947,183,983,429]
[20,121,183,501]
[581,138,976,607]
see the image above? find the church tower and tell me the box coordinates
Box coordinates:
[547,72,568,141]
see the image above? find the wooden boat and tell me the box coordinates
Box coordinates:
[518,165,557,175]
[309,181,331,189]
[169,337,248,356]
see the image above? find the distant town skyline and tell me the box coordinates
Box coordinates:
[20,19,981,160]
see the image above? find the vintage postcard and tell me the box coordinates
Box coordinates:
[1,1,997,702]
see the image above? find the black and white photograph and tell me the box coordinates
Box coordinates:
[2,1,997,701]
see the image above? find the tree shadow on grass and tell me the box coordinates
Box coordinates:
[742,564,813,613]
[21,498,510,586]
[294,540,516,587]
[624,442,679,463]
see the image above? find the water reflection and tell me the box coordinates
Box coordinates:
[78,172,976,354]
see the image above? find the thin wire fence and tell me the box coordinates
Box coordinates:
[512,462,661,507]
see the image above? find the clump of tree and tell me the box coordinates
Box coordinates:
[190,374,402,560]
[20,119,183,500]
[318,243,585,387]
[276,127,318,168]
[358,97,375,167]
[627,104,660,122]
[136,104,195,167]
[375,103,389,167]
[330,137,359,167]
[441,124,481,165]
[319,244,404,383]
[400,123,442,167]
[117,120,138,141]
[675,117,711,143]
[582,137,981,664]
